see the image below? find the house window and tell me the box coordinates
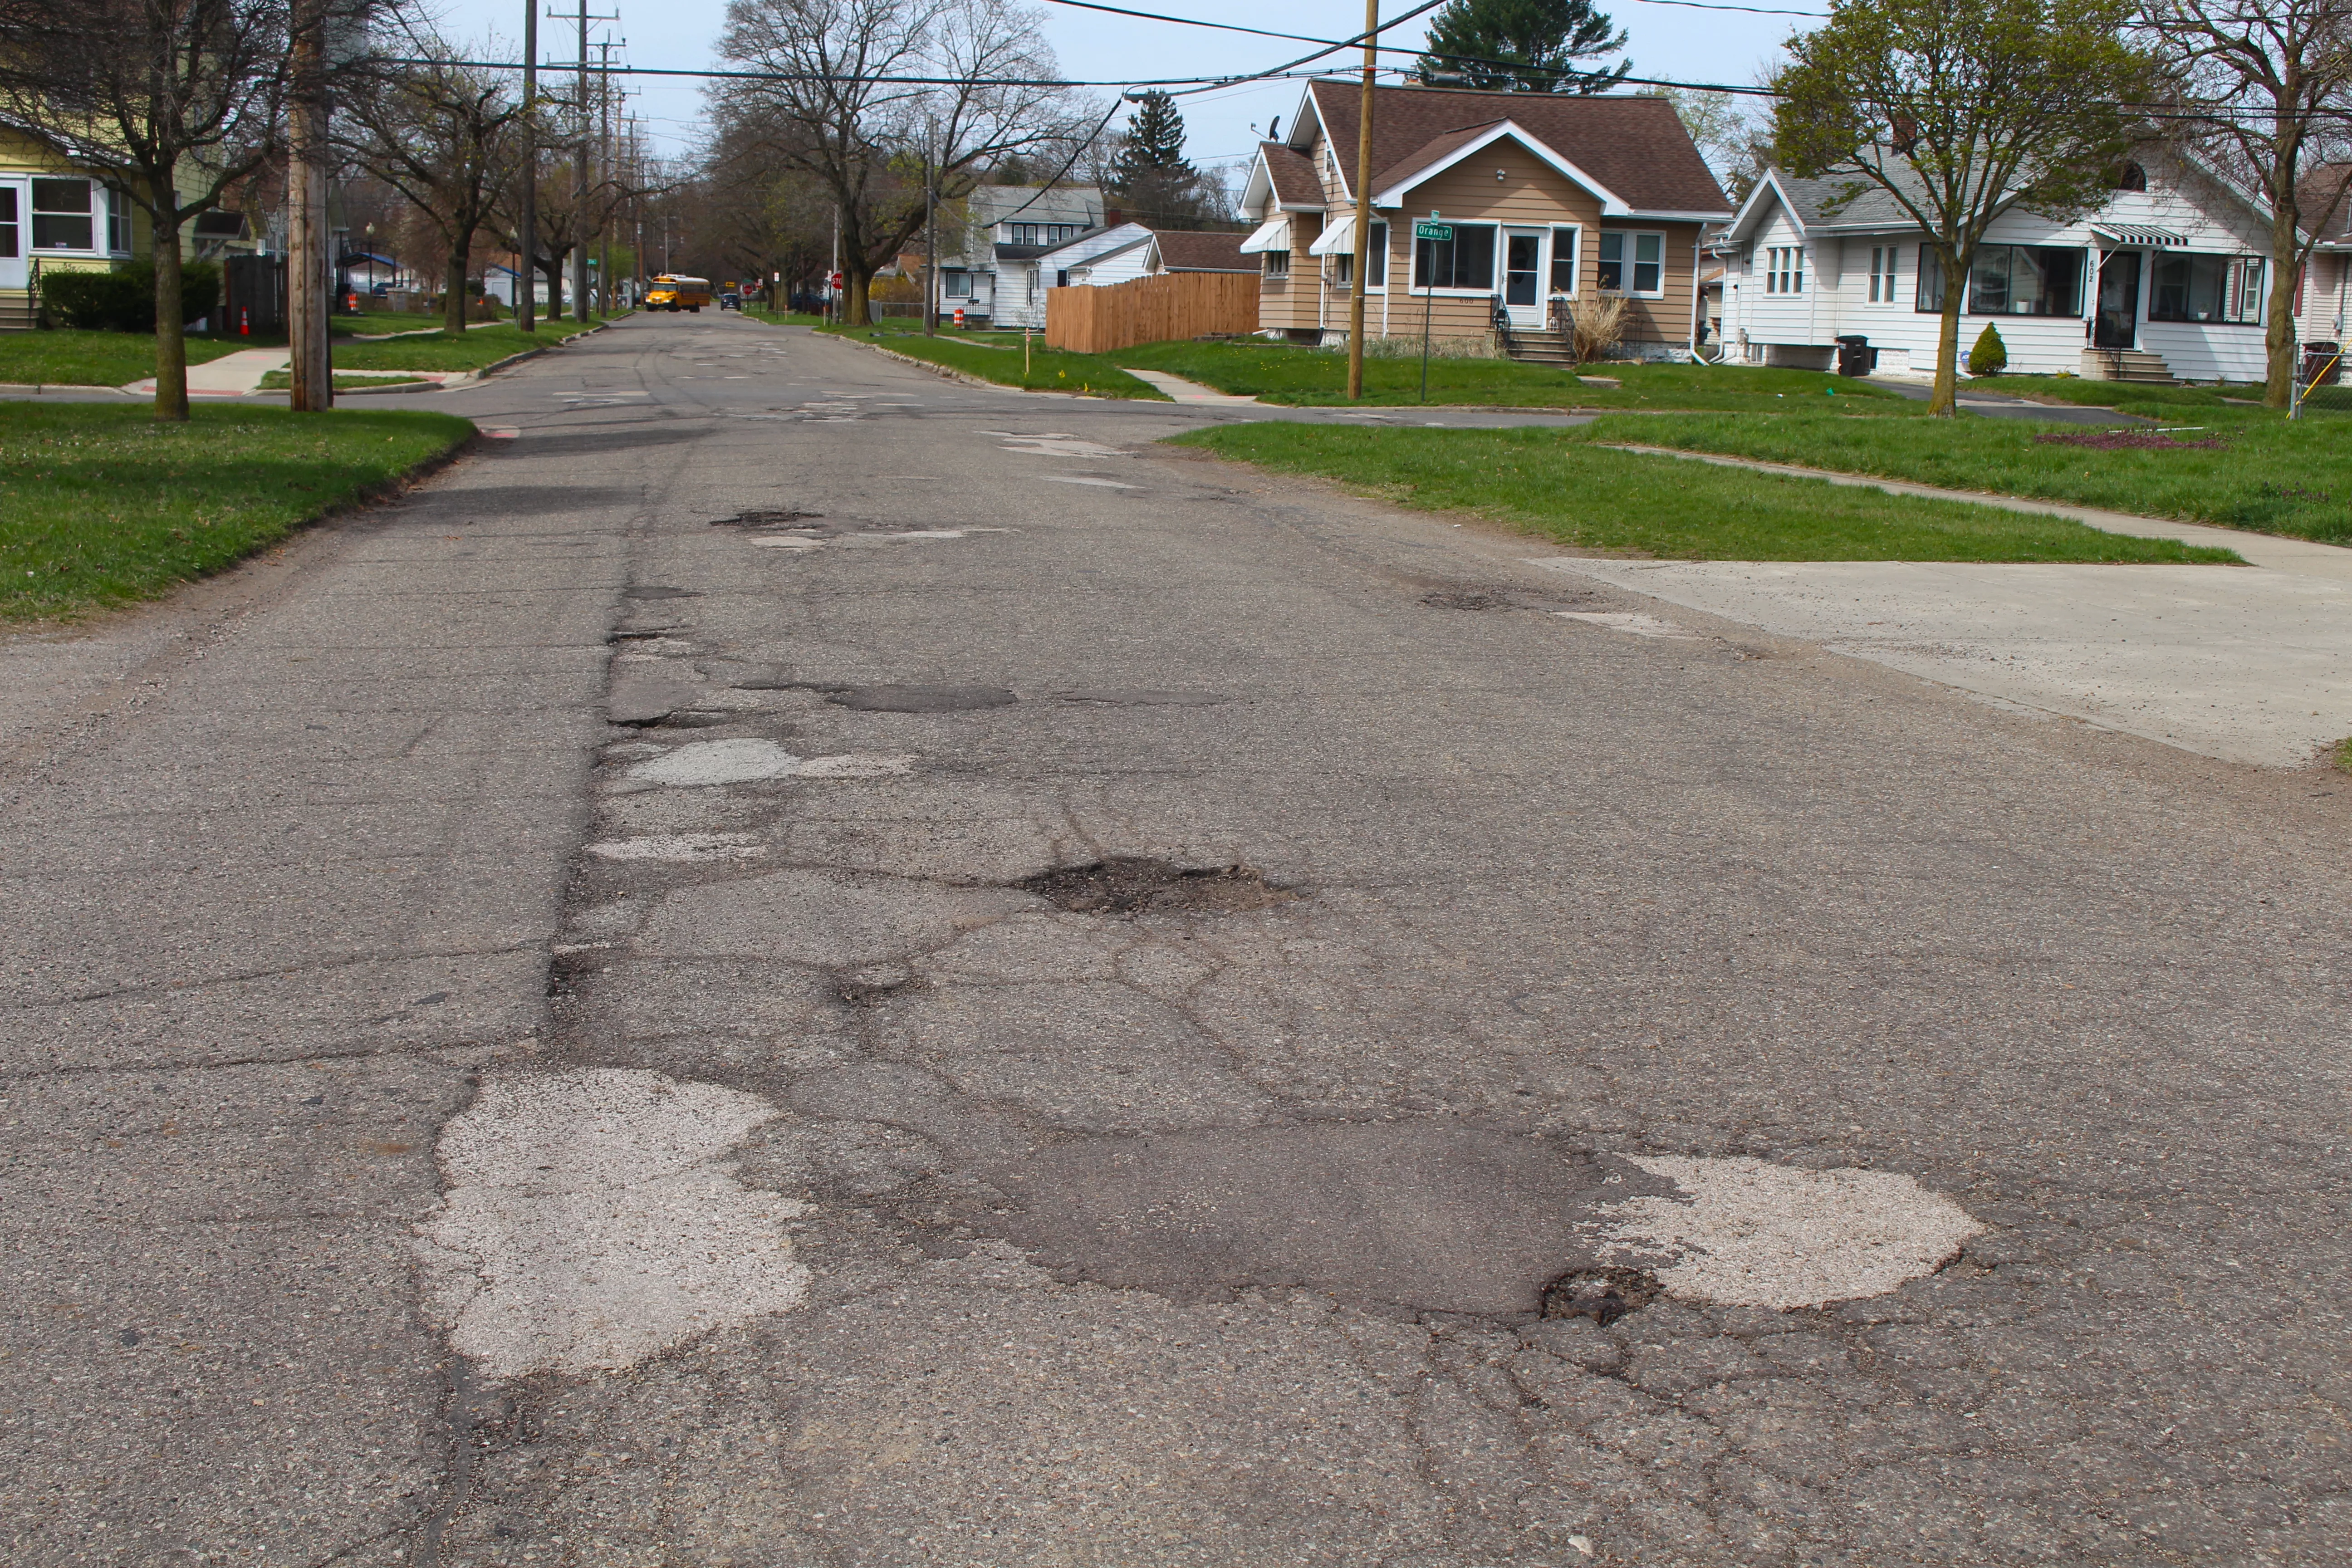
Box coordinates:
[1055,268,1070,288]
[1916,245,1946,312]
[1051,224,1078,243]
[1367,221,1386,288]
[2149,253,2266,324]
[1601,231,1665,295]
[31,177,94,250]
[105,187,130,253]
[942,268,969,298]
[1334,251,1352,286]
[0,188,16,260]
[1550,225,1579,293]
[1263,249,1289,278]
[1008,223,1039,244]
[1412,223,1495,290]
[1967,245,2083,316]
[1762,245,1801,296]
[1868,245,1898,303]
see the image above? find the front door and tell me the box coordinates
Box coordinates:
[2094,250,2140,348]
[0,181,26,292]
[1503,228,1545,328]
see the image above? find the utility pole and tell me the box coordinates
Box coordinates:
[596,37,617,318]
[922,120,936,338]
[286,0,332,410]
[519,0,536,332]
[573,0,589,320]
[1345,0,1378,400]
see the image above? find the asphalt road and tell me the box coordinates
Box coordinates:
[4,314,2348,1567]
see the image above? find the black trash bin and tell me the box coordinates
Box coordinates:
[1834,334,1873,377]
[2302,341,2342,386]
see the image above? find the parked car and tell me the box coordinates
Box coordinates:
[719,291,742,311]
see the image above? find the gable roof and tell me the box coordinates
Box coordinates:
[970,185,1105,229]
[1302,80,1729,219]
[1725,167,1925,244]
[1257,141,1325,209]
[1030,221,1154,265]
[1150,229,1250,271]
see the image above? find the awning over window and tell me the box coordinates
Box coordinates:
[1307,214,1353,256]
[2092,226,2186,249]
[1238,216,1292,254]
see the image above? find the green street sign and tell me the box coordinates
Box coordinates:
[1414,222,1453,241]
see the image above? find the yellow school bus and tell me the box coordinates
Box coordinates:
[645,274,712,312]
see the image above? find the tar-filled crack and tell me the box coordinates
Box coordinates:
[709,509,822,527]
[1015,856,1300,916]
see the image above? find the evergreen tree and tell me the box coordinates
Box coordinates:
[1416,0,1629,93]
[1107,90,1212,228]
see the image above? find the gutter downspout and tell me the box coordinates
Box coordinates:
[1688,228,1703,358]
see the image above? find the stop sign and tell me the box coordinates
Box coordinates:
[828,271,844,289]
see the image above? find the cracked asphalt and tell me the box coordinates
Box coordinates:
[5,314,2350,1567]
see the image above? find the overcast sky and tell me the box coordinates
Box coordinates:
[428,0,1808,185]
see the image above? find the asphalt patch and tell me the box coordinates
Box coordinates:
[711,509,823,527]
[1014,856,1296,915]
[1541,1265,1661,1326]
[972,1123,1673,1313]
[827,685,1019,714]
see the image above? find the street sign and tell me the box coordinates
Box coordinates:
[828,271,844,288]
[1414,222,1452,241]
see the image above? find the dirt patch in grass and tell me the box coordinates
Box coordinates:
[2034,430,2224,451]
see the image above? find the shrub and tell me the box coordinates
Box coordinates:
[1968,323,2008,377]
[40,260,220,332]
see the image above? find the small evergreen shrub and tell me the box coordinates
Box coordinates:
[40,260,220,332]
[1967,323,2009,376]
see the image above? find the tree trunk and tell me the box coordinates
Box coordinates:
[2267,201,2299,410]
[541,253,566,319]
[444,245,469,334]
[152,208,189,422]
[844,266,871,327]
[1930,246,1962,418]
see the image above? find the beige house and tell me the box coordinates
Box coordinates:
[1237,81,1730,355]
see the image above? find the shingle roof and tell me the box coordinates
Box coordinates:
[1151,230,1251,271]
[1308,82,1729,216]
[1259,142,1325,208]
[1764,168,1926,230]
[970,185,1105,227]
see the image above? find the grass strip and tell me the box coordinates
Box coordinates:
[1,403,473,621]
[818,322,1168,398]
[1107,339,1918,412]
[332,316,605,372]
[741,308,828,327]
[1581,409,2352,546]
[0,329,253,387]
[256,372,432,391]
[1170,422,2241,563]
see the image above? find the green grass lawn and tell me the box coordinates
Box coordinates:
[0,403,473,621]
[256,371,432,391]
[1109,339,1918,412]
[1578,408,2352,545]
[0,330,253,387]
[1967,373,2274,419]
[741,308,829,327]
[817,322,1168,398]
[1171,423,2241,564]
[332,316,606,372]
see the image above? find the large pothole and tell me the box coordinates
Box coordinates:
[1014,856,1297,915]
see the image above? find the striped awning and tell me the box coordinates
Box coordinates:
[1307,214,1354,256]
[1238,215,1292,254]
[2092,225,2186,248]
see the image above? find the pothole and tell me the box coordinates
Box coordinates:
[1014,856,1298,915]
[710,509,822,527]
[827,685,1017,713]
[1540,1266,1661,1326]
[833,961,915,1007]
[1422,590,1508,611]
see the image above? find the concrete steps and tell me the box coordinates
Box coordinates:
[0,289,39,332]
[2081,347,2172,383]
[1502,328,1578,367]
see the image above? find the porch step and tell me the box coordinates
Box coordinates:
[1502,327,1578,366]
[0,289,38,331]
[2080,347,2172,383]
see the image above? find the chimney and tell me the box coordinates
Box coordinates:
[1104,206,1124,230]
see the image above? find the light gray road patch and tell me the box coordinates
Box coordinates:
[624,740,915,786]
[416,1069,809,1378]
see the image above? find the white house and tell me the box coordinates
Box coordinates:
[1717,156,2284,382]
[942,185,1106,324]
[990,222,1157,328]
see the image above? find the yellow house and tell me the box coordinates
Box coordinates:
[0,132,246,329]
[1238,81,1733,358]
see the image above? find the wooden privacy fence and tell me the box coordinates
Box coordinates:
[1044,271,1260,353]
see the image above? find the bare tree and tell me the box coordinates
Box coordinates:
[710,0,1096,324]
[2144,0,2352,406]
[1774,0,2152,415]
[0,0,300,418]
[338,21,524,334]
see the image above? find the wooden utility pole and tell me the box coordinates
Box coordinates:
[1345,0,1378,400]
[286,0,332,409]
[519,0,536,332]
[922,121,936,337]
[596,38,617,316]
[573,0,590,320]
